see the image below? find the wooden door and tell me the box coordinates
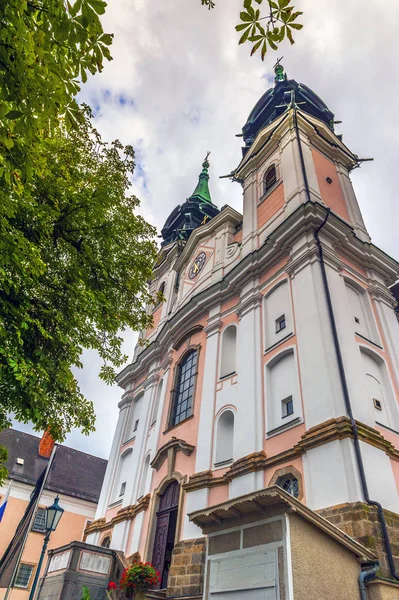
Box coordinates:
[151,481,180,589]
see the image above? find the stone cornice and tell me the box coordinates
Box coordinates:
[116,202,399,386]
[84,494,151,535]
[183,417,399,492]
[151,438,195,471]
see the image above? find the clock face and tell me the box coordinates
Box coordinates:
[188,251,207,279]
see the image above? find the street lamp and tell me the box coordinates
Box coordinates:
[28,497,64,600]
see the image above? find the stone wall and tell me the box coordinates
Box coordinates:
[167,538,206,599]
[318,502,399,576]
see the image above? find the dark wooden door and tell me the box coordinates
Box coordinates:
[151,481,179,589]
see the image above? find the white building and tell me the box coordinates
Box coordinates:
[85,64,399,597]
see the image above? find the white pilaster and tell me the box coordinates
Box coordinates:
[195,306,221,473]
[125,370,159,507]
[234,281,263,460]
[290,238,345,427]
[95,404,129,518]
[182,488,209,540]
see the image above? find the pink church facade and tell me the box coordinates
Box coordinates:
[85,65,399,594]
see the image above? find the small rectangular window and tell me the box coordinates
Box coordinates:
[32,508,46,533]
[14,564,34,589]
[119,482,126,497]
[373,398,382,411]
[133,420,139,432]
[354,317,360,324]
[282,396,294,418]
[275,314,286,333]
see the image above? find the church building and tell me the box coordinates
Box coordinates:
[84,64,399,599]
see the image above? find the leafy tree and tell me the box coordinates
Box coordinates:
[0,0,158,481]
[0,109,157,446]
[0,0,113,191]
[202,0,303,59]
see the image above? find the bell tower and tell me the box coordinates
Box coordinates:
[237,63,370,258]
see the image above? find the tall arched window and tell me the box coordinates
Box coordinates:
[263,165,277,195]
[138,454,151,499]
[266,349,301,433]
[150,379,164,426]
[170,350,198,427]
[101,535,111,548]
[345,281,371,339]
[124,393,144,442]
[220,325,237,378]
[264,280,292,349]
[361,348,397,429]
[155,281,166,309]
[215,410,235,466]
[112,448,132,502]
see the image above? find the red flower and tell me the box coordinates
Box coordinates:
[108,582,117,590]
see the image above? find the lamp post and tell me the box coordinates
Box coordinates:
[28,497,64,600]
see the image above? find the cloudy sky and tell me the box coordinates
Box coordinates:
[14,0,399,459]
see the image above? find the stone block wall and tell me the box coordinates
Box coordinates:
[318,502,399,576]
[167,538,206,599]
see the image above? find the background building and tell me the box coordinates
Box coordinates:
[81,64,399,597]
[0,429,107,600]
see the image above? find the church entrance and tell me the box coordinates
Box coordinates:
[151,480,180,589]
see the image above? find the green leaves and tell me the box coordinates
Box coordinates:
[208,0,304,59]
[0,0,114,193]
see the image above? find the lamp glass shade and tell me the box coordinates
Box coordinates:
[45,497,64,531]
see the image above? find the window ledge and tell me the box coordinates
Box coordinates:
[214,459,233,468]
[266,417,301,438]
[122,436,136,446]
[219,371,236,381]
[258,180,281,205]
[355,332,383,350]
[264,332,294,355]
[163,414,194,435]
[108,499,123,509]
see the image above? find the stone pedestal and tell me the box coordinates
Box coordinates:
[167,538,206,599]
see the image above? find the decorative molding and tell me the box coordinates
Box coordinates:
[150,438,195,472]
[116,202,399,386]
[84,494,151,535]
[183,417,399,493]
[237,292,263,320]
[173,325,204,351]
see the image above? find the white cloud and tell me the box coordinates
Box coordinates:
[12,0,399,458]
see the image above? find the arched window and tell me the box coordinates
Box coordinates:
[276,473,299,498]
[155,281,166,308]
[170,350,198,427]
[150,379,164,426]
[266,349,301,433]
[345,281,371,339]
[264,280,292,349]
[113,448,132,502]
[263,165,277,195]
[361,348,396,429]
[138,454,151,499]
[124,393,143,442]
[215,410,234,466]
[220,325,237,378]
[101,535,111,548]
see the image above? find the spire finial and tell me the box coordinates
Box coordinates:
[273,57,286,83]
[188,152,213,205]
[202,151,211,173]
